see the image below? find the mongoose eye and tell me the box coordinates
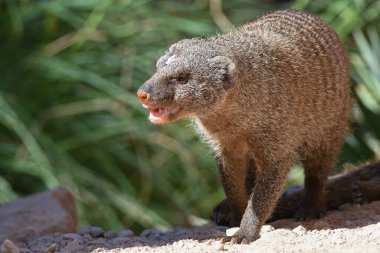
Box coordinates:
[176,73,190,84]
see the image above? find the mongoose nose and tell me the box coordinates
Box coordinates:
[137,90,150,103]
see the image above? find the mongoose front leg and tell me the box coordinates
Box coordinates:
[212,157,238,227]
[213,146,252,228]
[212,156,257,226]
[224,158,292,243]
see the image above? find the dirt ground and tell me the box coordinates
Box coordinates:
[4,200,380,253]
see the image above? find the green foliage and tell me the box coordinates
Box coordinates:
[348,26,380,163]
[0,0,379,232]
[0,0,224,231]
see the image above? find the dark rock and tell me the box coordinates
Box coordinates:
[62,233,81,240]
[117,230,134,238]
[79,226,104,238]
[0,187,77,242]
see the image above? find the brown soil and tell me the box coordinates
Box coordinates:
[7,200,380,253]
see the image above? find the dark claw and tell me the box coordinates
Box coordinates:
[222,236,233,243]
[222,235,249,244]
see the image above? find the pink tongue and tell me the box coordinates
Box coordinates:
[150,108,161,117]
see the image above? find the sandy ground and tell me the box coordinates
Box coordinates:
[5,200,380,253]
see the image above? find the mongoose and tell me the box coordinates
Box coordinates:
[137,9,351,242]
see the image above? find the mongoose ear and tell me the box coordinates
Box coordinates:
[208,56,237,90]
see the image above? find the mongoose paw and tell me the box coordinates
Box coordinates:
[211,199,232,226]
[294,206,326,221]
[222,236,249,244]
[222,229,257,244]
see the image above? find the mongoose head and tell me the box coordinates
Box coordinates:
[137,39,237,124]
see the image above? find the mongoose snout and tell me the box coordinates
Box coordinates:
[137,77,182,124]
[137,9,351,243]
[136,90,149,103]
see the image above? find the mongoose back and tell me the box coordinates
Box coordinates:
[137,9,351,243]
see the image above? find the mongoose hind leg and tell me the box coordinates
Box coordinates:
[295,166,328,221]
[295,141,341,221]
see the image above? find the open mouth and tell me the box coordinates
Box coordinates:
[142,104,178,124]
